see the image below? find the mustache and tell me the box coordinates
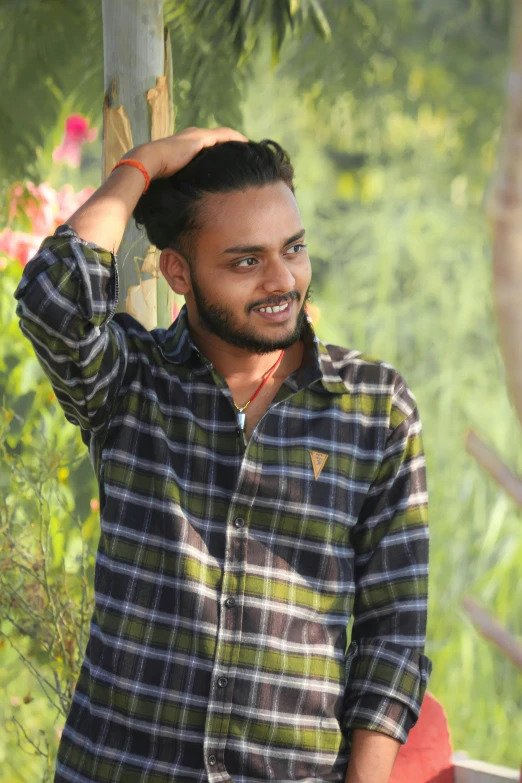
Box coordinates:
[248,291,301,312]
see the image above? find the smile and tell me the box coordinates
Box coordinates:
[255,302,290,314]
[252,300,294,323]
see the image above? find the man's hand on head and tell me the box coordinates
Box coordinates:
[127,127,249,181]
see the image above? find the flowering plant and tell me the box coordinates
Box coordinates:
[52,114,98,168]
[0,116,100,777]
[0,181,94,269]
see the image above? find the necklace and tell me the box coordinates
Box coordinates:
[233,350,285,432]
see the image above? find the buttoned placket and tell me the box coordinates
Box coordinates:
[203,435,260,781]
[202,370,307,781]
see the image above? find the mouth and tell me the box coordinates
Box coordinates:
[251,300,294,323]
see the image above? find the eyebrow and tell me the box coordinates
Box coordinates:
[221,229,306,255]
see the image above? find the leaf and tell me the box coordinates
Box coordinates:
[290,0,306,20]
[270,1,289,63]
[309,0,331,40]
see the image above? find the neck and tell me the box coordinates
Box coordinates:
[187,314,304,383]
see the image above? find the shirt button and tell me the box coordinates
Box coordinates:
[234,517,245,528]
[217,676,228,688]
[208,754,217,766]
[225,597,236,608]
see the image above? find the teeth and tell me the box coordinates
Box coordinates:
[257,303,289,314]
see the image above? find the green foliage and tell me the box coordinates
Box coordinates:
[0,0,510,184]
[0,0,329,185]
[282,0,510,179]
[166,0,330,61]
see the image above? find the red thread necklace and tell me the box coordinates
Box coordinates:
[233,350,285,432]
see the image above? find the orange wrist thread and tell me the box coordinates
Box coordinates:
[110,159,151,194]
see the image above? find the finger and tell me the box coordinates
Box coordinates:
[207,127,249,144]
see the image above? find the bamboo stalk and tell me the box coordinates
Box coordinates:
[462,596,522,671]
[465,430,522,507]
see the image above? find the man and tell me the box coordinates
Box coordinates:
[15,127,431,783]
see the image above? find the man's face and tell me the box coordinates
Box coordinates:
[185,181,312,354]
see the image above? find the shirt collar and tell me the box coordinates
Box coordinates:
[156,305,351,395]
[157,305,198,365]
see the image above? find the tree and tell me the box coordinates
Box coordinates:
[463,0,522,673]
[101,0,175,329]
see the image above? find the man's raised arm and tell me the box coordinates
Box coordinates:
[13,128,246,435]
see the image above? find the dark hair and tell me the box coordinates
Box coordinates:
[133,139,294,261]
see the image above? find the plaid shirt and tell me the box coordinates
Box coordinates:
[15,225,431,783]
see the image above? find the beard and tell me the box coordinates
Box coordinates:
[190,273,311,355]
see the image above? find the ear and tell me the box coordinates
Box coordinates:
[160,248,192,295]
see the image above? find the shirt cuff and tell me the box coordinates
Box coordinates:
[14,223,117,303]
[342,638,432,744]
[56,223,111,251]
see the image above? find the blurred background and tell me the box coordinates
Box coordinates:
[0,0,521,779]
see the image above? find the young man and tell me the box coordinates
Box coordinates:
[15,127,431,783]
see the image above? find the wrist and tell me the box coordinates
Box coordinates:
[344,730,399,783]
[122,145,161,181]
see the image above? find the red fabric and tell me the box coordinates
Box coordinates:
[390,693,454,783]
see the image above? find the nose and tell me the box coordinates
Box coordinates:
[261,254,296,295]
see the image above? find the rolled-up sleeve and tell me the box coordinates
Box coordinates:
[13,224,128,435]
[343,384,432,743]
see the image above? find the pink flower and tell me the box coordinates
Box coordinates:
[1,180,96,268]
[52,114,98,168]
[56,184,94,227]
[27,182,57,235]
[0,228,43,268]
[8,181,57,236]
[89,498,100,513]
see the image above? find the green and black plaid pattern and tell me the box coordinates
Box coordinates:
[15,225,431,783]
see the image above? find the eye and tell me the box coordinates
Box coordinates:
[234,257,258,268]
[287,243,307,254]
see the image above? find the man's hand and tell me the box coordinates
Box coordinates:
[68,127,247,252]
[129,126,248,181]
[345,729,400,783]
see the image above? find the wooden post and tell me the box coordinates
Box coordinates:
[102,0,175,330]
[488,0,522,430]
[467,0,522,484]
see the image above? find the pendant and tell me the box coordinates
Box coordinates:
[237,411,246,431]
